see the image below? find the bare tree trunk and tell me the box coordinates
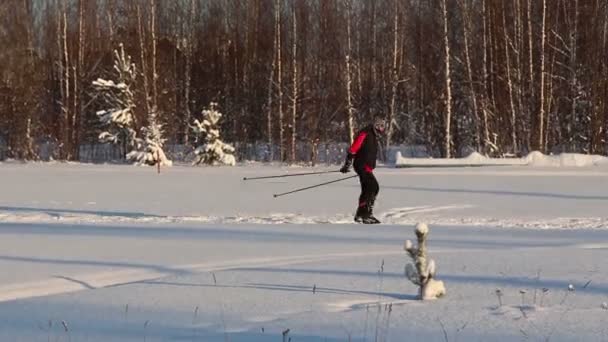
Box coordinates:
[275,0,284,161]
[370,0,378,101]
[441,0,452,158]
[546,53,556,153]
[150,0,158,114]
[183,0,195,144]
[291,3,297,162]
[569,0,579,151]
[527,0,534,147]
[459,0,481,152]
[416,0,423,111]
[106,0,114,42]
[266,62,275,161]
[503,3,518,153]
[25,117,33,159]
[267,1,278,162]
[62,4,71,159]
[355,19,363,100]
[603,1,608,153]
[75,0,85,159]
[231,0,242,141]
[538,0,547,151]
[344,0,355,144]
[22,0,35,159]
[387,0,399,157]
[515,0,525,151]
[488,4,497,116]
[137,4,152,121]
[56,1,64,150]
[481,0,491,153]
[71,65,77,156]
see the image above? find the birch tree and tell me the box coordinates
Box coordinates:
[459,0,481,151]
[290,2,298,163]
[538,0,547,151]
[502,2,518,152]
[441,0,453,158]
[386,0,400,155]
[275,0,284,161]
[344,0,355,144]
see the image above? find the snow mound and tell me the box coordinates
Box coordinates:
[462,151,487,163]
[396,151,608,168]
[524,152,608,167]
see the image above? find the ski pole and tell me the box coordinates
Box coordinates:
[243,170,341,181]
[273,174,357,198]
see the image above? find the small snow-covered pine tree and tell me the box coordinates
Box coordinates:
[191,103,236,166]
[404,223,446,300]
[92,43,137,159]
[127,108,172,166]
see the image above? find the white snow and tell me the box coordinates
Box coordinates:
[0,162,608,341]
[396,151,608,168]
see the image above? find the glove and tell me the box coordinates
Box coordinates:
[340,154,353,173]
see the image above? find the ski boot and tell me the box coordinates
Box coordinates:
[361,199,381,224]
[354,204,367,223]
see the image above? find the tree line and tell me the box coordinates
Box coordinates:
[0,0,607,162]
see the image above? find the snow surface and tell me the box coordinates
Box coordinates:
[1,162,608,341]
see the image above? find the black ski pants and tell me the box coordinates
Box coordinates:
[357,170,379,208]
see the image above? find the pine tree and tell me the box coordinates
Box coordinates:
[127,109,172,166]
[92,44,137,159]
[191,103,236,166]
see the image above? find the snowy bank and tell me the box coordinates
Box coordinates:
[395,151,608,168]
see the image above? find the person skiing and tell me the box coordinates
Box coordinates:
[340,116,386,224]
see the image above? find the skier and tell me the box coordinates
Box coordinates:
[340,116,386,224]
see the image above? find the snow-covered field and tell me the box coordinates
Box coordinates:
[1,162,607,341]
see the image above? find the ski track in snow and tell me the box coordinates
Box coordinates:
[2,205,608,229]
[0,251,404,303]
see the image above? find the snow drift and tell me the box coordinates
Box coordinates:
[395,151,608,168]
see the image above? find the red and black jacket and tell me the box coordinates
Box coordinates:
[347,125,378,174]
